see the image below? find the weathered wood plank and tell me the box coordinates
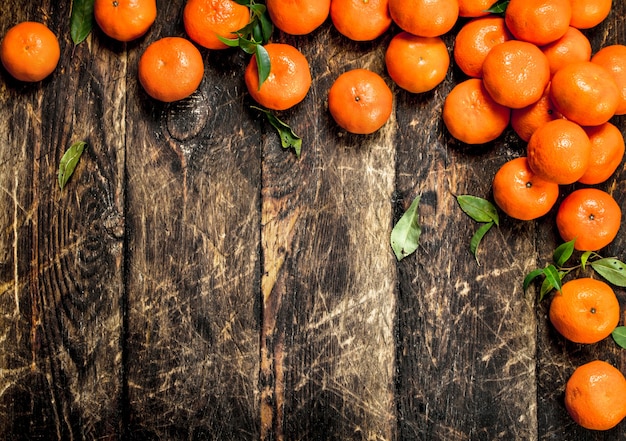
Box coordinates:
[536,5,626,440]
[123,2,261,438]
[0,2,125,439]
[260,28,397,440]
[394,27,539,438]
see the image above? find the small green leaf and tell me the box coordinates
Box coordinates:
[486,0,509,14]
[523,268,545,292]
[456,195,499,225]
[590,258,626,287]
[470,221,494,263]
[391,195,422,261]
[553,240,575,267]
[580,250,593,270]
[58,141,87,190]
[538,276,555,303]
[612,326,626,349]
[255,44,271,89]
[217,35,241,47]
[543,264,562,293]
[70,0,95,45]
[258,9,274,42]
[252,106,302,157]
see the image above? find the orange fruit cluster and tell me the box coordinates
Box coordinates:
[438,0,626,256]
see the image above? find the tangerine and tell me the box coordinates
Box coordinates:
[556,188,621,251]
[458,0,493,18]
[510,84,564,142]
[183,0,250,50]
[330,0,392,41]
[569,0,612,29]
[504,0,571,46]
[578,122,625,185]
[453,16,512,78]
[549,278,620,344]
[94,0,157,42]
[565,360,626,431]
[388,0,459,38]
[327,68,393,135]
[492,157,559,221]
[442,78,510,145]
[385,32,449,93]
[244,43,312,111]
[541,26,592,76]
[591,44,626,115]
[482,39,550,109]
[0,21,60,82]
[138,36,204,102]
[526,119,591,185]
[550,60,620,126]
[267,0,330,36]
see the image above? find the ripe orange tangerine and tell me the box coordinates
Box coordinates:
[549,278,620,344]
[526,119,591,185]
[550,61,620,127]
[565,360,626,431]
[443,78,510,145]
[578,122,625,185]
[388,0,459,38]
[510,84,564,142]
[482,39,550,109]
[184,0,251,50]
[492,157,559,221]
[504,0,571,46]
[94,0,157,42]
[453,16,512,78]
[0,21,60,82]
[266,0,330,36]
[138,37,204,102]
[385,32,450,94]
[328,68,393,135]
[330,0,392,41]
[556,188,621,251]
[591,44,626,115]
[244,43,312,111]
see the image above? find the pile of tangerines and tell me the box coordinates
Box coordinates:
[1,0,625,433]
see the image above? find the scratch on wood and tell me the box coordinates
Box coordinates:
[13,171,19,317]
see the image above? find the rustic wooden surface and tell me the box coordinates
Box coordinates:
[0,1,625,440]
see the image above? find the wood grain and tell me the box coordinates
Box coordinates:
[122,7,261,439]
[0,1,624,440]
[0,3,125,438]
[260,30,397,440]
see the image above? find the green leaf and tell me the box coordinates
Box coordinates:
[612,326,626,349]
[580,250,593,270]
[523,268,545,292]
[553,240,575,267]
[486,0,509,14]
[58,141,87,190]
[258,9,274,42]
[255,44,271,89]
[590,258,626,287]
[217,35,241,47]
[470,221,494,263]
[456,195,499,225]
[70,0,95,45]
[543,264,563,293]
[538,276,555,303]
[391,195,422,261]
[252,106,302,157]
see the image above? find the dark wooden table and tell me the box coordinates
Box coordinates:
[1,1,625,440]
